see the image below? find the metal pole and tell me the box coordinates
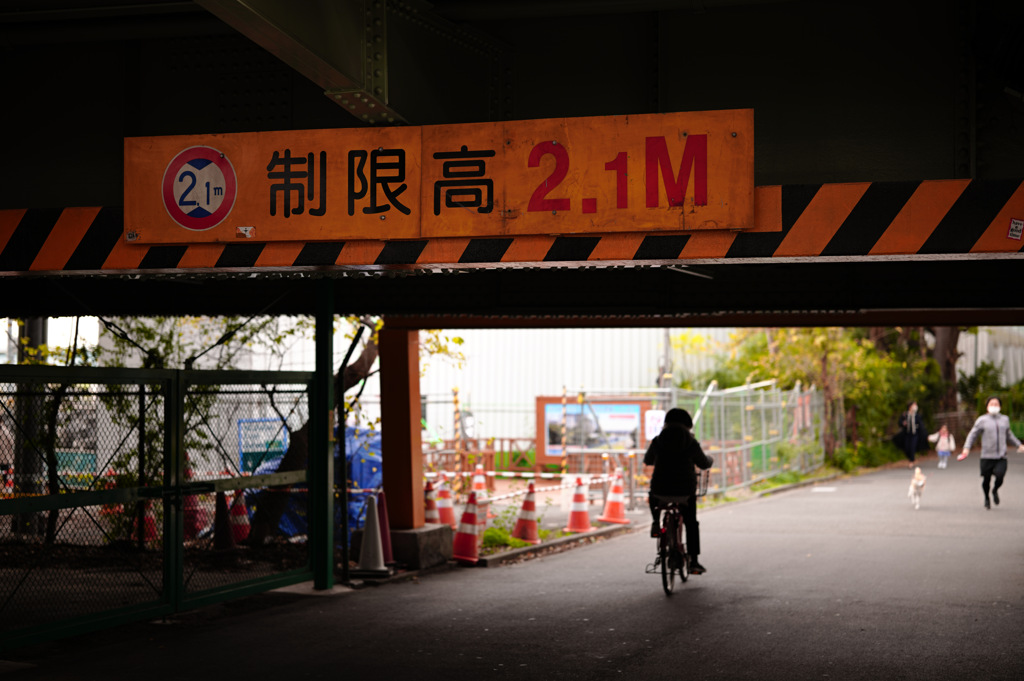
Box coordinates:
[560,386,568,475]
[13,319,46,536]
[312,281,335,590]
[741,384,749,485]
[137,384,146,552]
[691,379,718,429]
[337,323,365,586]
[166,372,184,608]
[577,388,586,475]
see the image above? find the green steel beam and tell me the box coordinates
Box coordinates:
[311,281,335,589]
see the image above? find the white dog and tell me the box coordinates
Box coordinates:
[908,467,926,510]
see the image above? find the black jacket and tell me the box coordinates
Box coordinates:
[899,411,924,437]
[643,424,714,497]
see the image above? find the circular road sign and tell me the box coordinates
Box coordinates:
[162,146,237,231]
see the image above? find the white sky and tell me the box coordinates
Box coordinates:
[1,317,100,363]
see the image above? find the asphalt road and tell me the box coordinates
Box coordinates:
[4,457,1023,680]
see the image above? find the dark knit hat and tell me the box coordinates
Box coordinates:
[665,407,693,428]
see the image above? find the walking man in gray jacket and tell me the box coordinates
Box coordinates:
[958,396,1024,509]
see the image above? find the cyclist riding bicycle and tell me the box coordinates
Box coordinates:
[644,407,714,574]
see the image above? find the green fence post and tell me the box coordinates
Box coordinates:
[311,281,335,590]
[166,372,184,609]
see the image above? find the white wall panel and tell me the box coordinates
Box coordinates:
[415,327,735,441]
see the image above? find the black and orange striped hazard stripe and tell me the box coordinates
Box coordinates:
[1,179,1022,274]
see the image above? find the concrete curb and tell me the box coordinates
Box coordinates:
[477,521,642,567]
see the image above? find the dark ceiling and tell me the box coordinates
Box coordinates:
[0,1,1021,326]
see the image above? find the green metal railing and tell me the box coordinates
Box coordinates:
[0,366,319,652]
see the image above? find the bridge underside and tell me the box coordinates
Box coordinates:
[3,257,1017,326]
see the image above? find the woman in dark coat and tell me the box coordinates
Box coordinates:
[898,401,924,467]
[644,408,714,574]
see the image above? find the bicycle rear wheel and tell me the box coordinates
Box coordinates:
[660,514,676,595]
[677,519,689,583]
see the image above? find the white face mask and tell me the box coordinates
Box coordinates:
[988,405,1001,415]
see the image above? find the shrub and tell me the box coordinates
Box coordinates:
[832,440,903,473]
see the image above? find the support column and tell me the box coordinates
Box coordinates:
[379,327,423,530]
[311,281,335,589]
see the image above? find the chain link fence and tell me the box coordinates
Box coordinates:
[677,381,825,495]
[0,367,315,651]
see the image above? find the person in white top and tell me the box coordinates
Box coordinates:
[927,424,956,469]
[958,396,1024,509]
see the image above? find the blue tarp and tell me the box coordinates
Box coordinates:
[246,425,382,543]
[342,426,383,542]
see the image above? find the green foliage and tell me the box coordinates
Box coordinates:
[701,327,955,468]
[13,317,97,367]
[831,440,904,473]
[749,470,802,491]
[95,315,311,370]
[419,329,466,374]
[475,489,536,552]
[481,526,532,550]
[718,328,908,449]
[775,439,820,466]
[957,361,1004,409]
[92,316,311,542]
[487,499,522,534]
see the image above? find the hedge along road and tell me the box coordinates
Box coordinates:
[5,458,1023,680]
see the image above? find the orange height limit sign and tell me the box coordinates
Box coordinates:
[124,109,753,244]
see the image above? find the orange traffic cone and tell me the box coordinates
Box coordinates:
[213,491,235,550]
[424,480,440,524]
[563,477,596,533]
[183,492,202,540]
[436,472,457,529]
[472,463,494,520]
[182,455,201,540]
[597,468,630,524]
[471,463,488,501]
[452,492,481,565]
[229,490,251,542]
[511,482,541,545]
[132,500,159,542]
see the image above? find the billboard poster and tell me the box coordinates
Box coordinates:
[540,401,642,460]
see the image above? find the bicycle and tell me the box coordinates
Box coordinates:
[645,468,709,595]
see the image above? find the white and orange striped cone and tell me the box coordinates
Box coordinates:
[597,468,630,525]
[563,477,596,533]
[452,492,481,566]
[436,472,457,529]
[183,491,203,540]
[471,463,489,500]
[354,494,388,576]
[471,463,495,520]
[511,482,541,545]
[132,500,159,543]
[424,480,440,524]
[229,490,251,542]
